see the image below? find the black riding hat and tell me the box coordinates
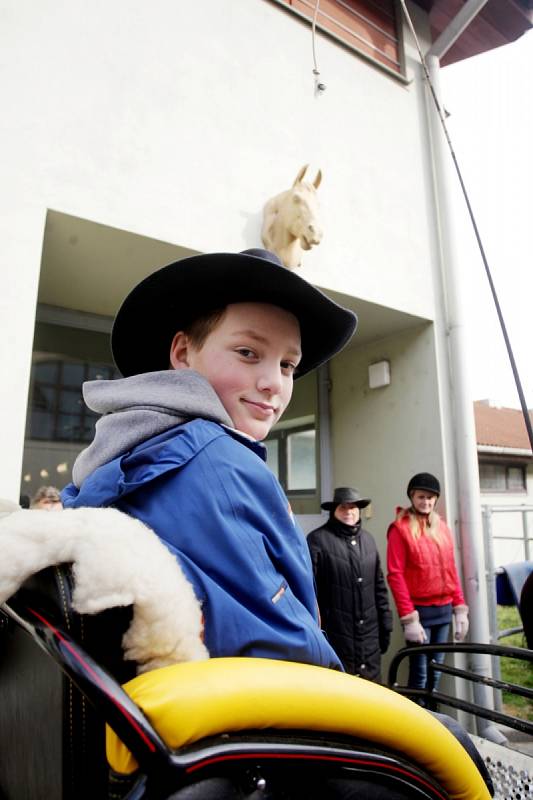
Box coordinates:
[111,249,357,379]
[407,473,441,498]
[321,487,371,511]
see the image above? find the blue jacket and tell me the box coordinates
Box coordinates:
[62,419,342,670]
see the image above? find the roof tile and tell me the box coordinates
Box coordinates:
[474,401,533,450]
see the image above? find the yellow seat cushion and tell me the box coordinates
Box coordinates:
[107,657,490,800]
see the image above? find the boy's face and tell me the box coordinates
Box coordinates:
[170,302,302,440]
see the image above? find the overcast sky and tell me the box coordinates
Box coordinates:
[439,29,532,410]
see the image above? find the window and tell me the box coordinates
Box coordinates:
[265,420,317,495]
[263,369,321,514]
[287,428,316,490]
[27,357,119,444]
[479,462,527,494]
[275,0,403,76]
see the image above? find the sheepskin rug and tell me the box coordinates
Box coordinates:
[0,501,208,672]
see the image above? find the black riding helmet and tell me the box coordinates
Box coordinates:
[406,473,441,498]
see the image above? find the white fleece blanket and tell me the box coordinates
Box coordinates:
[0,501,208,673]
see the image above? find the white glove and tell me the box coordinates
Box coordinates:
[400,610,427,644]
[453,604,469,641]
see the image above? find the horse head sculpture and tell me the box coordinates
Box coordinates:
[261,165,323,269]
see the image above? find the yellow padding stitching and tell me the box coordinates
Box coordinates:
[106,658,490,800]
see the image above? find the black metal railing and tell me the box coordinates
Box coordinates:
[498,625,524,640]
[387,642,533,737]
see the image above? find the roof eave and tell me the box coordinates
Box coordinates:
[412,0,533,65]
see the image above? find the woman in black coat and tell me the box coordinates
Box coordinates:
[307,487,392,681]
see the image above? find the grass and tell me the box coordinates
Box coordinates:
[496,605,533,721]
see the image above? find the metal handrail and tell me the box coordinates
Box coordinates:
[387,642,533,737]
[498,625,524,640]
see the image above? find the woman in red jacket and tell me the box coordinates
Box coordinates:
[386,473,469,697]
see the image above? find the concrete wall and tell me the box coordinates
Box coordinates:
[330,324,445,542]
[1,0,435,497]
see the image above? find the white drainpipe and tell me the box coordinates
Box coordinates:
[424,49,507,744]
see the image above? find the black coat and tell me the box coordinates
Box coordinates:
[307,518,392,680]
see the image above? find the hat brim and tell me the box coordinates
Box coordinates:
[321,499,371,511]
[111,252,357,379]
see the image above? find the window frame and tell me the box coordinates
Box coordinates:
[267,0,408,82]
[265,418,318,497]
[478,460,528,494]
[27,356,118,444]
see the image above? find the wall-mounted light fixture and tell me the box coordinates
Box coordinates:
[368,360,390,389]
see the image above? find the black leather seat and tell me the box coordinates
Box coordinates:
[0,566,135,800]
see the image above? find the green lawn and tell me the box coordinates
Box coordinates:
[497,605,533,721]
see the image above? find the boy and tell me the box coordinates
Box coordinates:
[62,248,357,669]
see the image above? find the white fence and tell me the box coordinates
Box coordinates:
[482,504,532,713]
[482,505,533,567]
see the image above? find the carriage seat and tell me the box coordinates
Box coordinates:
[0,566,135,800]
[107,657,491,800]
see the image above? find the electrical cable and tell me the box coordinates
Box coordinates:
[312,0,320,73]
[398,0,533,452]
[311,0,326,93]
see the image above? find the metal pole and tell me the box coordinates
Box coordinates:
[482,505,502,711]
[523,510,531,562]
[425,54,506,743]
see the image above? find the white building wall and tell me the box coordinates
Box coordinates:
[1,0,436,498]
[480,467,533,510]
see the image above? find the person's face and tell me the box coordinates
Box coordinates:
[35,498,63,511]
[334,502,360,526]
[170,302,301,440]
[410,490,438,515]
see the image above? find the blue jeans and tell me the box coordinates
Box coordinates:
[407,622,450,692]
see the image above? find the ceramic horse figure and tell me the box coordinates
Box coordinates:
[262,165,323,269]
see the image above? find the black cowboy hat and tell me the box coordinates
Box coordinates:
[321,487,371,511]
[111,249,357,379]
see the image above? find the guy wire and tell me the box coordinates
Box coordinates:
[398,0,533,451]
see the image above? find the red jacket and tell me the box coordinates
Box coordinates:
[386,508,465,618]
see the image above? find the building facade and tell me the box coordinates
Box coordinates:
[1,1,532,667]
[475,400,533,566]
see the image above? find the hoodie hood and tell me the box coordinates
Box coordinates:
[72,370,232,488]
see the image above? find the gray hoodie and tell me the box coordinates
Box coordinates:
[72,369,232,487]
